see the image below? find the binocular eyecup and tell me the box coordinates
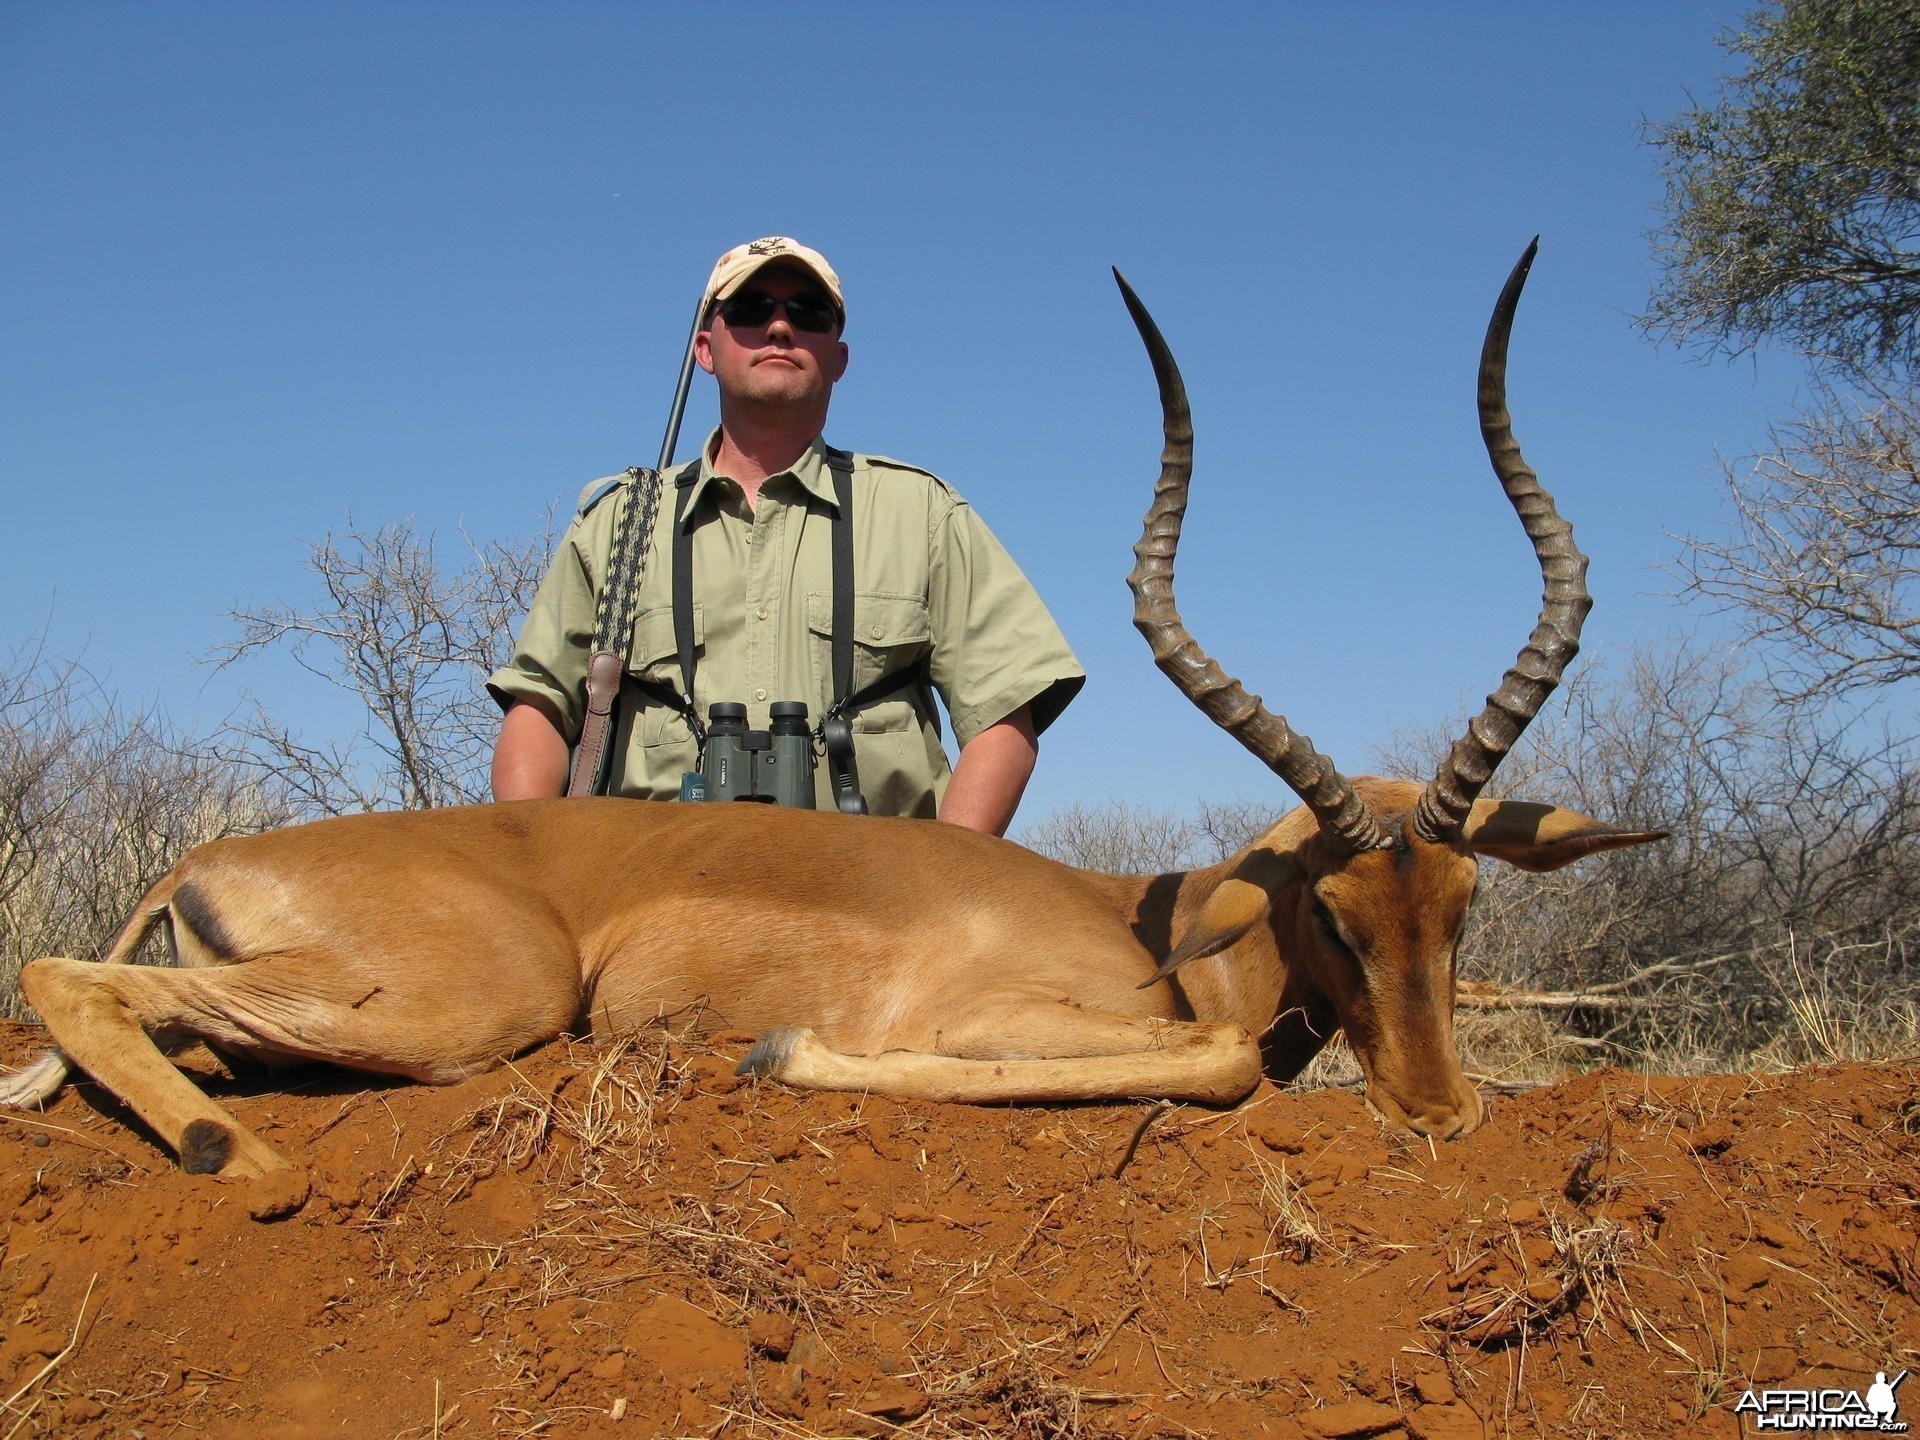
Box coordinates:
[696,700,816,807]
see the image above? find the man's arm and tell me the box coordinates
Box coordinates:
[938,705,1038,837]
[920,489,1084,833]
[493,697,571,800]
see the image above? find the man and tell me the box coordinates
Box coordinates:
[488,237,1082,835]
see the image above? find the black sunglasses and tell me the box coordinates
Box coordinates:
[715,287,841,334]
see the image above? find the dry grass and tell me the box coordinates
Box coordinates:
[398,1038,1171,1439]
[1423,1209,1640,1350]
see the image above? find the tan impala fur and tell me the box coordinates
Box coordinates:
[0,245,1664,1177]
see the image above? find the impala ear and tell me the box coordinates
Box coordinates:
[1140,847,1300,988]
[1463,799,1667,873]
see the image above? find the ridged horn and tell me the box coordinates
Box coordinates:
[1116,268,1389,856]
[1413,239,1592,842]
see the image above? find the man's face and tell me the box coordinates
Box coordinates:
[695,263,849,414]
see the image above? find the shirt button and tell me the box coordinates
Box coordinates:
[869,624,884,639]
[756,607,768,621]
[753,688,767,702]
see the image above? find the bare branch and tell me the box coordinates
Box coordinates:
[1677,371,1920,700]
[211,511,555,814]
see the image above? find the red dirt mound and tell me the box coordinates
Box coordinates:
[1,1020,1915,1439]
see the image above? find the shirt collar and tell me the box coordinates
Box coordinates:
[681,430,840,523]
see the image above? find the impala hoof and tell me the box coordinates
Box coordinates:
[738,1027,806,1080]
[179,1117,296,1179]
[181,1119,235,1174]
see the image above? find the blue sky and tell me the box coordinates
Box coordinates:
[2,3,1802,819]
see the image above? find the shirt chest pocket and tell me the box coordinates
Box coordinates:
[626,603,703,746]
[807,591,932,734]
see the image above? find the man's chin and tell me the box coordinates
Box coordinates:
[743,376,826,407]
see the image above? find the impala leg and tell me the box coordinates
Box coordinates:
[20,958,291,1176]
[740,1005,1261,1106]
[20,949,581,1177]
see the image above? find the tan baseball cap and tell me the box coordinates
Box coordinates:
[701,237,845,322]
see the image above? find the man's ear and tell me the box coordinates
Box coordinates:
[694,328,716,376]
[829,340,849,382]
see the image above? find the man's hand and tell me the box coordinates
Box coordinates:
[492,698,571,800]
[939,706,1038,837]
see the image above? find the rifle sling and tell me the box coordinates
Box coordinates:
[566,465,668,798]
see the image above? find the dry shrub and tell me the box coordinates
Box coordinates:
[0,637,295,1018]
[210,513,554,815]
[1018,798,1268,873]
[1373,637,1920,1074]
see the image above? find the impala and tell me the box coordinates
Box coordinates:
[1,242,1661,1177]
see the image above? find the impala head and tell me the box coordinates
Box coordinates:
[1118,243,1665,1140]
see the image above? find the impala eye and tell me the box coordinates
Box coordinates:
[1311,901,1351,954]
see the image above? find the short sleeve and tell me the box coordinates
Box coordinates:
[486,517,604,740]
[925,499,1085,746]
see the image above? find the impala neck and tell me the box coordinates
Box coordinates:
[1084,846,1298,1035]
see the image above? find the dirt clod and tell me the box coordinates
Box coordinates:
[241,1167,310,1221]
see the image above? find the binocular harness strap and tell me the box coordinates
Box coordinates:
[821,450,868,814]
[670,466,707,751]
[623,448,925,811]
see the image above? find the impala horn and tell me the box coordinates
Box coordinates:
[1412,239,1592,842]
[1117,269,1390,857]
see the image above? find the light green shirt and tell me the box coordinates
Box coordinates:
[488,434,1084,816]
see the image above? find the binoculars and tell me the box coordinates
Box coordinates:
[685,701,816,807]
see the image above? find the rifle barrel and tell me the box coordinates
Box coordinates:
[656,294,705,471]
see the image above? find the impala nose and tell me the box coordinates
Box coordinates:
[1369,1083,1485,1141]
[1406,1107,1473,1142]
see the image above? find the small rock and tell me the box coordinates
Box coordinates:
[1519,1231,1558,1262]
[1723,1251,1774,1294]
[748,1313,796,1359]
[1244,1107,1307,1154]
[590,1354,626,1381]
[1301,1399,1401,1437]
[802,1262,843,1290]
[1406,1403,1484,1440]
[1412,1372,1455,1406]
[854,1379,929,1421]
